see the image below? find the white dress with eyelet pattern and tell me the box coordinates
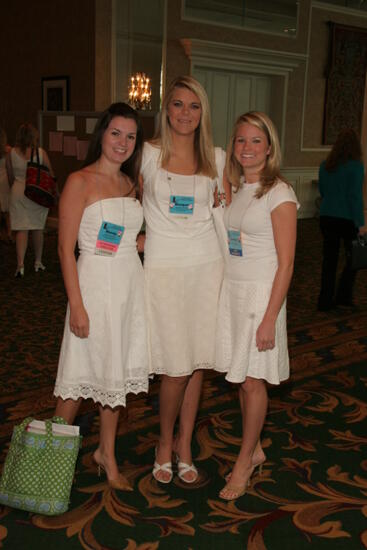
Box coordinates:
[54,197,149,407]
[215,180,299,385]
[141,142,226,376]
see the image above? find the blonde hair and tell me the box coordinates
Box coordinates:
[226,111,285,198]
[152,76,217,178]
[15,123,39,155]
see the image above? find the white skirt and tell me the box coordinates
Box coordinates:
[215,277,289,385]
[145,258,224,376]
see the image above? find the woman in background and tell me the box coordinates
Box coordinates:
[216,111,298,500]
[317,128,365,311]
[140,76,226,484]
[0,128,11,241]
[54,103,149,490]
[7,123,54,276]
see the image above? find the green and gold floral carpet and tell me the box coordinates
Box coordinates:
[0,219,367,550]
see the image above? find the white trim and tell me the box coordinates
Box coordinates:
[181,39,307,70]
[312,1,367,19]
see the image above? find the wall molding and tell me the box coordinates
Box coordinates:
[312,1,367,19]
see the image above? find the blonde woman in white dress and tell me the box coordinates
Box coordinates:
[216,112,299,500]
[140,76,226,484]
[7,123,54,276]
[54,103,149,491]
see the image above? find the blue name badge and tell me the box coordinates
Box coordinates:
[228,230,243,256]
[169,195,194,215]
[95,220,125,256]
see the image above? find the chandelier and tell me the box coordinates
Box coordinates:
[128,73,152,110]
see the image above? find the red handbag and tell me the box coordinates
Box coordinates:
[25,149,57,208]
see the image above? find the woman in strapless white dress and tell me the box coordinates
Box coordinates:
[54,103,149,491]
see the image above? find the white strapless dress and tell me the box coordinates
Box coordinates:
[54,197,149,407]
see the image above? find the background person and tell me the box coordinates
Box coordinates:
[0,127,11,241]
[216,111,299,500]
[7,123,54,277]
[317,128,365,311]
[54,103,149,490]
[140,76,226,484]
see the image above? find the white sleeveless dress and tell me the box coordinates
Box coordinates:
[54,197,149,408]
[141,142,226,377]
[9,148,48,230]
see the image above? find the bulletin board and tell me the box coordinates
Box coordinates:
[38,110,101,190]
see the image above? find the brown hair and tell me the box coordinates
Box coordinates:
[15,123,39,154]
[226,111,286,198]
[325,128,362,171]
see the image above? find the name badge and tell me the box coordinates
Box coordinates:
[95,220,125,256]
[228,230,242,257]
[169,195,194,215]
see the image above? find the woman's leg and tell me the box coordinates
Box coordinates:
[32,229,44,265]
[174,369,203,481]
[154,374,189,482]
[54,396,82,424]
[335,219,358,306]
[93,405,122,482]
[15,230,28,268]
[220,377,268,499]
[238,386,266,466]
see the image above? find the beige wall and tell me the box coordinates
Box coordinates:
[165,1,367,169]
[0,0,95,145]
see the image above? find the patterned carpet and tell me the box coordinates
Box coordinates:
[0,219,367,549]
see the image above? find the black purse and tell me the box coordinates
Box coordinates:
[349,235,367,270]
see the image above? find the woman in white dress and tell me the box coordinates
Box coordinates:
[7,123,53,276]
[216,112,298,500]
[54,103,149,491]
[140,76,226,484]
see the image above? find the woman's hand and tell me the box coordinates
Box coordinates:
[256,318,275,351]
[69,304,89,338]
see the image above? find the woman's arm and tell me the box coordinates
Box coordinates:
[58,172,89,338]
[256,201,297,351]
[41,149,55,177]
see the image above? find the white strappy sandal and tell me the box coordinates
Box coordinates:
[176,455,198,484]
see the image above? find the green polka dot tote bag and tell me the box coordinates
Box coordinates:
[0,416,82,515]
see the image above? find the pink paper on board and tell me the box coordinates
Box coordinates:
[63,136,77,156]
[49,131,63,152]
[77,140,89,161]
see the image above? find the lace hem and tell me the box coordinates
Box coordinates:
[54,379,149,408]
[150,362,216,377]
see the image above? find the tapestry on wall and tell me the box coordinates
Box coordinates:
[323,22,367,145]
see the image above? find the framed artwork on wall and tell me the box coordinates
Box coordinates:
[42,76,70,111]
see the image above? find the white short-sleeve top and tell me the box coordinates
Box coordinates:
[141,142,226,267]
[224,179,300,283]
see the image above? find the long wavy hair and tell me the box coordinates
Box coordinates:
[226,111,286,198]
[84,102,143,187]
[152,76,217,178]
[15,123,39,155]
[325,128,362,171]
